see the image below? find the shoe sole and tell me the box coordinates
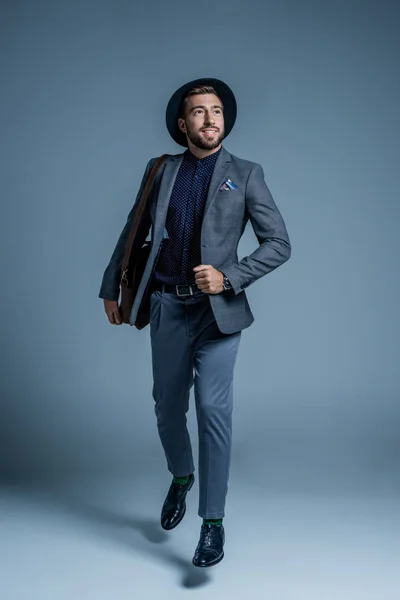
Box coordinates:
[161,476,194,531]
[192,552,224,568]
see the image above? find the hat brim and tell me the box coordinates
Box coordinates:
[165,78,237,147]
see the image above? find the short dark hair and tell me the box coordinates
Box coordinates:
[179,85,224,118]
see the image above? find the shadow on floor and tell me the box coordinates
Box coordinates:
[28,481,212,589]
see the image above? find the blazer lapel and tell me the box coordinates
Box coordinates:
[153,154,183,239]
[202,146,232,222]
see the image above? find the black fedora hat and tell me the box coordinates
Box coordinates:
[166,77,237,147]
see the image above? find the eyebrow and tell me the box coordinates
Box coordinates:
[190,104,223,112]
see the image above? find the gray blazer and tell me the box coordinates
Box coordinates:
[99,146,291,334]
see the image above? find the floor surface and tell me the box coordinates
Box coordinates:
[1,473,399,599]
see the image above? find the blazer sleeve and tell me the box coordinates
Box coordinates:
[98,157,157,301]
[221,163,291,295]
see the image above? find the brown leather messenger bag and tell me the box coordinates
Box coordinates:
[119,154,171,327]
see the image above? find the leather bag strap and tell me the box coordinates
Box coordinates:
[121,154,171,271]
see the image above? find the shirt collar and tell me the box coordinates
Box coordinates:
[184,146,222,165]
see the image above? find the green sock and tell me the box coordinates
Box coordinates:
[203,518,223,527]
[173,475,189,485]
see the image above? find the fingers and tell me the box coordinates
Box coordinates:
[195,272,212,289]
[193,264,210,272]
[103,300,122,325]
[110,308,122,325]
[194,272,209,284]
[194,266,224,294]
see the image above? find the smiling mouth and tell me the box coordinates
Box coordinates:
[202,129,218,134]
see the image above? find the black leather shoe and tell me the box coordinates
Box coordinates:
[161,473,195,530]
[192,523,225,567]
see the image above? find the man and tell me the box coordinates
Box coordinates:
[99,78,291,567]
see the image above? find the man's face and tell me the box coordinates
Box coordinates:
[178,93,225,150]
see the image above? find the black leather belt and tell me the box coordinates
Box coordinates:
[153,280,203,297]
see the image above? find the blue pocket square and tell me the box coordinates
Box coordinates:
[219,178,238,191]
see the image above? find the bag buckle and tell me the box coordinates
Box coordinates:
[121,268,129,286]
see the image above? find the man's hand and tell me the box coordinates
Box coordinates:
[103,299,122,325]
[193,265,224,294]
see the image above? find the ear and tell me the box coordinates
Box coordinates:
[178,117,186,133]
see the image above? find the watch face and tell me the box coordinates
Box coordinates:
[223,277,231,290]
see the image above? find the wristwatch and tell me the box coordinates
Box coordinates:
[221,274,232,291]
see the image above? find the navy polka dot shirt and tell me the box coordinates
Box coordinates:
[154,146,222,285]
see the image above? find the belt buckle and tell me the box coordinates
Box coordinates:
[176,284,193,297]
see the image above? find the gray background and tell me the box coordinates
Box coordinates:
[1,0,399,597]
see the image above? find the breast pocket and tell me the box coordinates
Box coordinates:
[215,186,246,223]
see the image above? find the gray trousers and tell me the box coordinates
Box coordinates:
[149,286,241,519]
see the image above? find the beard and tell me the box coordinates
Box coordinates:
[186,126,224,150]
